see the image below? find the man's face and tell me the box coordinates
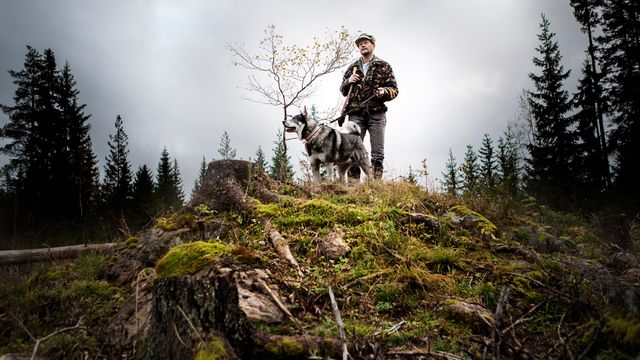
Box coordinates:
[357,40,375,56]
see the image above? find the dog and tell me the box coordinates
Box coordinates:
[282,107,372,185]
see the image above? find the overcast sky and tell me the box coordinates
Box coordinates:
[0,0,588,195]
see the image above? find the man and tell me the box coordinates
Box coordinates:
[340,33,398,180]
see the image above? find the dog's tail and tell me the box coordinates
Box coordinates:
[343,121,362,136]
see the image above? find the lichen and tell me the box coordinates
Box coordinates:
[155,241,233,276]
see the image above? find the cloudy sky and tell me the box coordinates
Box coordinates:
[0,0,588,194]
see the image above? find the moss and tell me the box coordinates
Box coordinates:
[256,203,280,217]
[155,213,197,231]
[155,241,233,276]
[263,337,305,357]
[450,205,497,238]
[125,236,139,248]
[193,336,230,360]
[607,316,640,348]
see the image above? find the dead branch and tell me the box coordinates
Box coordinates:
[577,318,604,360]
[386,350,465,360]
[176,305,204,344]
[328,286,349,360]
[502,296,554,334]
[558,311,575,360]
[257,278,300,328]
[265,221,304,277]
[0,243,116,265]
[506,272,574,300]
[29,316,86,360]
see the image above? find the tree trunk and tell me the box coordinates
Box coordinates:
[139,274,344,360]
[0,243,116,265]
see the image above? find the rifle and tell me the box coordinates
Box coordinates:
[337,67,358,126]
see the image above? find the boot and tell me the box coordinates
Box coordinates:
[372,160,383,180]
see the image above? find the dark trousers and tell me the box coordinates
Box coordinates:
[348,111,386,179]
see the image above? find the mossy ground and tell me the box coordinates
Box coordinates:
[0,180,636,358]
[0,252,125,358]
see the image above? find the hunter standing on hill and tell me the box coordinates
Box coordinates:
[340,33,398,180]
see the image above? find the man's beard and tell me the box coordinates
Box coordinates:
[360,48,371,56]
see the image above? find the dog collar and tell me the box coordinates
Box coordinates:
[304,126,322,142]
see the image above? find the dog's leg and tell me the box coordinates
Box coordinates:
[326,163,335,182]
[337,163,352,186]
[311,159,321,185]
[360,158,373,182]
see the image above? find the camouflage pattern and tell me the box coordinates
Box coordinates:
[340,55,398,114]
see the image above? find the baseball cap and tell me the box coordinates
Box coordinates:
[355,33,375,45]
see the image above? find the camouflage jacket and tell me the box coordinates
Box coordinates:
[340,55,398,114]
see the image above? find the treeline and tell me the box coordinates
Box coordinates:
[441,2,639,213]
[0,46,298,247]
[0,46,189,246]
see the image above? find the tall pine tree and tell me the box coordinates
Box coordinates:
[103,115,133,217]
[58,61,99,219]
[254,146,267,172]
[441,149,461,196]
[131,165,155,228]
[460,145,479,194]
[191,156,207,198]
[599,0,640,202]
[155,147,183,212]
[526,14,577,207]
[478,134,497,190]
[497,126,520,195]
[269,129,294,182]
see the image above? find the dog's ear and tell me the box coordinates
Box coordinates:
[302,106,308,117]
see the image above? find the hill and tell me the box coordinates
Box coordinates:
[1,159,639,359]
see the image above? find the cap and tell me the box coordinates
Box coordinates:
[354,33,375,45]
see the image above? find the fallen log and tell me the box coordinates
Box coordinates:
[0,243,116,265]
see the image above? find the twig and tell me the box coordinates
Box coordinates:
[30,316,86,360]
[176,305,204,344]
[343,268,394,289]
[385,350,465,360]
[257,278,300,328]
[9,313,36,342]
[265,221,304,277]
[373,320,406,337]
[502,296,553,334]
[492,285,511,359]
[558,311,575,360]
[172,321,187,346]
[328,286,349,360]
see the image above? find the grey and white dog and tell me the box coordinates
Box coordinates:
[283,108,372,185]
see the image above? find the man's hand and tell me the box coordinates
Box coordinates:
[348,73,360,84]
[375,88,386,98]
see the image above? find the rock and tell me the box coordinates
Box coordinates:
[527,227,563,253]
[607,252,639,273]
[317,229,350,260]
[440,299,495,334]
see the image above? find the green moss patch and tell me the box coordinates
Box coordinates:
[155,241,233,276]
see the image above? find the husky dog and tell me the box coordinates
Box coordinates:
[283,108,372,185]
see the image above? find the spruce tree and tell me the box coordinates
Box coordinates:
[573,58,607,194]
[131,165,155,227]
[269,129,294,182]
[0,46,46,226]
[497,126,520,195]
[191,156,207,198]
[570,0,612,189]
[478,134,497,190]
[58,61,99,219]
[460,145,479,194]
[599,0,640,200]
[526,14,577,206]
[154,147,183,212]
[406,166,418,185]
[254,146,268,172]
[217,131,237,160]
[441,149,461,196]
[103,115,133,216]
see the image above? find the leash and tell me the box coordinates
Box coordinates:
[331,93,378,124]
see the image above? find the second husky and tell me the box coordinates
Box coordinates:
[283,108,373,185]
